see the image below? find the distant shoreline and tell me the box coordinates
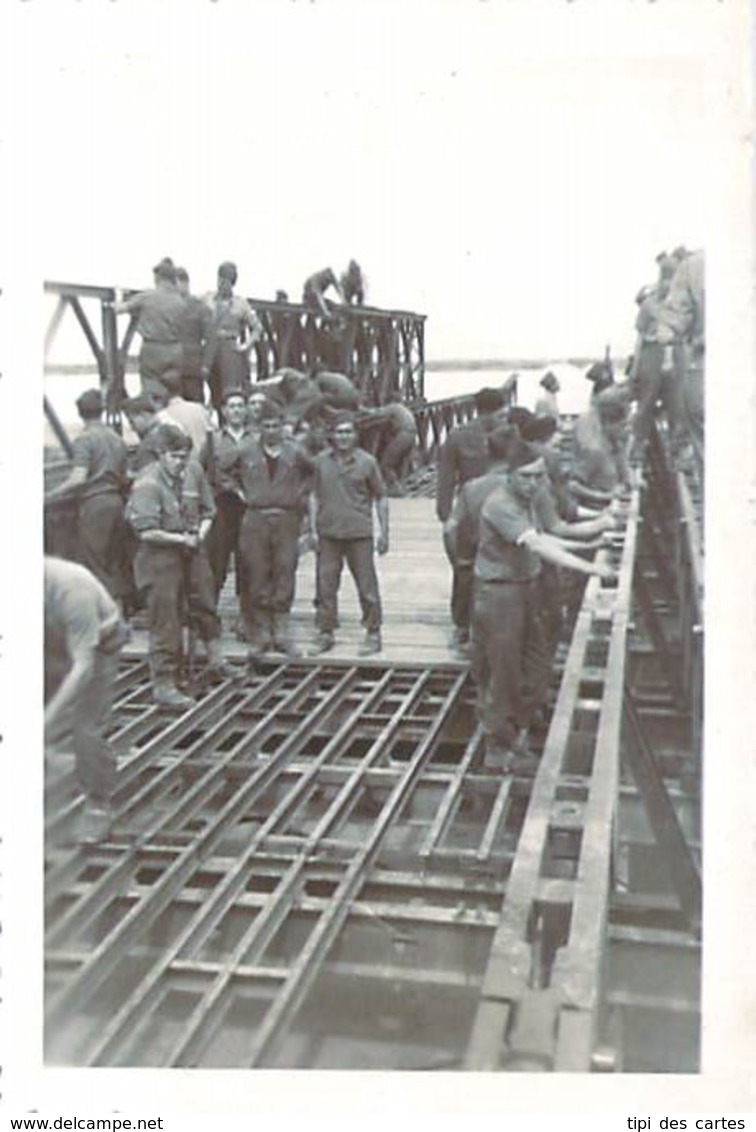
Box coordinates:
[45,355,616,376]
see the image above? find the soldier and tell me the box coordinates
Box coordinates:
[234,401,313,655]
[534,371,561,422]
[204,261,264,410]
[436,386,505,649]
[122,394,162,474]
[657,249,705,484]
[155,369,213,455]
[309,413,389,657]
[114,257,185,402]
[203,389,257,637]
[46,388,129,603]
[45,556,130,842]
[629,257,685,464]
[126,423,233,709]
[470,439,614,771]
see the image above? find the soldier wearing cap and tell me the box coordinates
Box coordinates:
[569,381,632,507]
[203,261,264,411]
[436,386,506,649]
[114,257,186,401]
[470,439,614,771]
[47,388,130,602]
[126,422,233,709]
[231,400,313,654]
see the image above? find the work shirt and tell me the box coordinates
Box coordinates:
[126,460,215,537]
[445,468,508,566]
[179,294,215,376]
[635,289,665,344]
[534,391,560,421]
[436,418,494,522]
[657,251,705,355]
[385,402,418,436]
[71,423,129,500]
[44,557,124,696]
[204,293,263,343]
[121,287,186,343]
[313,446,385,540]
[236,439,313,511]
[475,483,542,583]
[203,426,256,495]
[157,399,212,456]
[303,268,338,300]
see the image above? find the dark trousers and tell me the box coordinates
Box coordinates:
[316,536,382,633]
[450,563,475,632]
[136,545,220,684]
[205,494,249,615]
[139,341,183,400]
[208,341,251,411]
[45,645,121,803]
[78,492,129,601]
[239,509,301,622]
[632,343,685,449]
[471,578,552,748]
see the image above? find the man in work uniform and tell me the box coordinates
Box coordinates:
[234,401,313,655]
[470,439,614,770]
[629,257,685,464]
[114,257,185,402]
[204,261,265,411]
[569,383,632,508]
[203,389,257,637]
[45,556,130,842]
[376,392,418,495]
[656,249,705,486]
[309,413,389,656]
[534,371,561,422]
[175,266,215,403]
[435,386,505,650]
[155,369,213,455]
[47,388,129,603]
[126,423,233,709]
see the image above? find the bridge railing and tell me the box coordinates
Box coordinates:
[44,281,426,436]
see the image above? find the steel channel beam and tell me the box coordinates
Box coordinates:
[242,670,470,1068]
[164,669,441,1066]
[83,668,432,1064]
[46,666,357,1029]
[464,485,639,1071]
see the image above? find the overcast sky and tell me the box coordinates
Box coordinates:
[6,0,736,363]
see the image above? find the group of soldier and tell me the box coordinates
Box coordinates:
[44,245,704,841]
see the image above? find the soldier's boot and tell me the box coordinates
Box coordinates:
[205,639,237,681]
[271,612,301,657]
[152,682,195,711]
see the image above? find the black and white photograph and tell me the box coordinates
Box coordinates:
[1,0,754,1120]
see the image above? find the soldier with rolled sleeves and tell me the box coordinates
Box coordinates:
[436,386,505,650]
[175,266,215,403]
[47,388,130,603]
[114,257,186,402]
[44,556,131,843]
[204,261,264,411]
[309,413,389,657]
[234,401,313,656]
[126,423,234,710]
[470,439,614,771]
[122,394,162,474]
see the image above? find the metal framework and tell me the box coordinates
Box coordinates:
[44,447,702,1071]
[43,282,427,439]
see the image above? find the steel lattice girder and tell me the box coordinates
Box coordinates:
[44,474,701,1071]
